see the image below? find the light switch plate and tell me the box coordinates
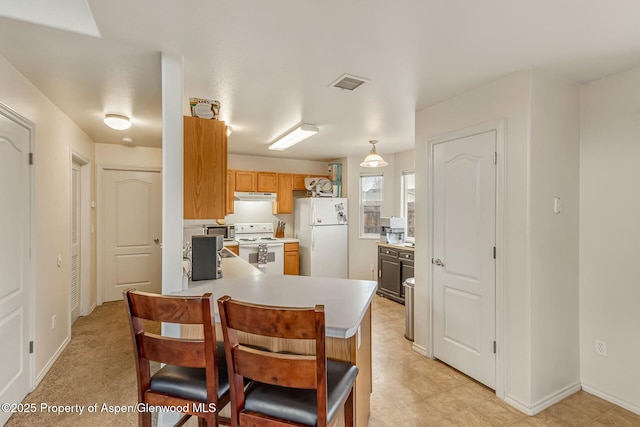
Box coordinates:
[554,197,562,214]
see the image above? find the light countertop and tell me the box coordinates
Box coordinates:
[175,256,376,339]
[377,241,415,251]
[279,237,299,243]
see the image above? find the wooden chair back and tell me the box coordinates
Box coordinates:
[217,295,329,426]
[123,289,224,426]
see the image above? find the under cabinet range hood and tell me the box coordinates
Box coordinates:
[234,192,277,201]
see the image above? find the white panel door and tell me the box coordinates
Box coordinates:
[0,112,31,424]
[310,225,348,278]
[433,130,496,389]
[70,161,81,323]
[102,170,162,302]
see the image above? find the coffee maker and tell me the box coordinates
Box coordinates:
[379,217,406,244]
[191,235,224,280]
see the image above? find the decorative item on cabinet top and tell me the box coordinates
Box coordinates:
[189,97,220,119]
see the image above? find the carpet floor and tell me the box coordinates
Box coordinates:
[6,301,154,426]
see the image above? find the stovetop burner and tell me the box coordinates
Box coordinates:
[234,223,283,246]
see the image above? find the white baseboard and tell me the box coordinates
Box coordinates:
[34,335,71,388]
[582,382,640,415]
[504,382,581,416]
[412,342,428,357]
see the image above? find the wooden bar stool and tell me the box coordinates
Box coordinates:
[217,295,358,427]
[123,290,230,427]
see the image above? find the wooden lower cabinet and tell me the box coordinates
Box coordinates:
[284,242,299,275]
[226,244,239,255]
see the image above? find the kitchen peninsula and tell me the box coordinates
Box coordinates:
[175,254,376,427]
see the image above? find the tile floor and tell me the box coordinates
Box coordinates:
[367,295,640,426]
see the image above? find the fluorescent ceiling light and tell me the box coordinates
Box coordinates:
[269,124,319,151]
[360,140,388,168]
[104,114,131,130]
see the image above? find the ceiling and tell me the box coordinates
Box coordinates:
[1,1,640,161]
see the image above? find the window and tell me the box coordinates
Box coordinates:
[401,170,415,241]
[360,173,384,238]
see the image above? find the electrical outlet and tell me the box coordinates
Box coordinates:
[51,315,57,330]
[369,264,374,272]
[595,340,607,356]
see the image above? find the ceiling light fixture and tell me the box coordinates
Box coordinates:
[269,124,319,151]
[360,140,388,168]
[104,114,131,130]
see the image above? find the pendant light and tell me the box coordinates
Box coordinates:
[360,140,388,168]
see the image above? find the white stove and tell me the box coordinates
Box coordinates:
[234,223,284,274]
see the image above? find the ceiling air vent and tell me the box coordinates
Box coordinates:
[330,74,369,91]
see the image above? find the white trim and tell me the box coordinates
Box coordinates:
[0,102,36,392]
[96,163,162,305]
[426,119,507,399]
[504,382,581,416]
[34,336,70,387]
[411,342,429,357]
[69,151,91,329]
[358,172,384,239]
[582,383,640,416]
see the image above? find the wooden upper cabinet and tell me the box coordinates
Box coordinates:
[292,174,330,191]
[257,172,277,192]
[275,173,293,214]
[235,170,257,191]
[226,169,235,214]
[292,174,308,191]
[183,116,227,219]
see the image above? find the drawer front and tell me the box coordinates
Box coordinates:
[284,242,299,252]
[378,246,398,258]
[399,251,414,261]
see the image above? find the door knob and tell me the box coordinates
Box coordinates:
[154,238,160,244]
[433,258,445,267]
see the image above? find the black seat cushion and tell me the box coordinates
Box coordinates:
[244,360,358,426]
[149,342,229,402]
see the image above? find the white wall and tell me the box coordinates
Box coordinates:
[0,54,96,381]
[580,68,640,413]
[95,143,162,168]
[529,72,581,405]
[415,69,532,405]
[342,155,396,280]
[415,69,580,413]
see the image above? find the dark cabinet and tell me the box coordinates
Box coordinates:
[377,245,414,304]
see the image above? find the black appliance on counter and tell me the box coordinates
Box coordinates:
[191,235,223,280]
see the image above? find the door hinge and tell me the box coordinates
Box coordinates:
[378,269,381,278]
[493,246,496,259]
[493,152,497,165]
[29,341,34,354]
[493,341,496,354]
[29,152,34,165]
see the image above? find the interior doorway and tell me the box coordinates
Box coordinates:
[70,153,90,324]
[0,103,34,425]
[98,166,162,303]
[428,120,506,395]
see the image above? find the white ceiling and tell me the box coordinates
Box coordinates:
[1,0,640,161]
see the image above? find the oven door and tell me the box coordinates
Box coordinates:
[238,243,284,274]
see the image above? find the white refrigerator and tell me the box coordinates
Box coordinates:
[295,198,348,278]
